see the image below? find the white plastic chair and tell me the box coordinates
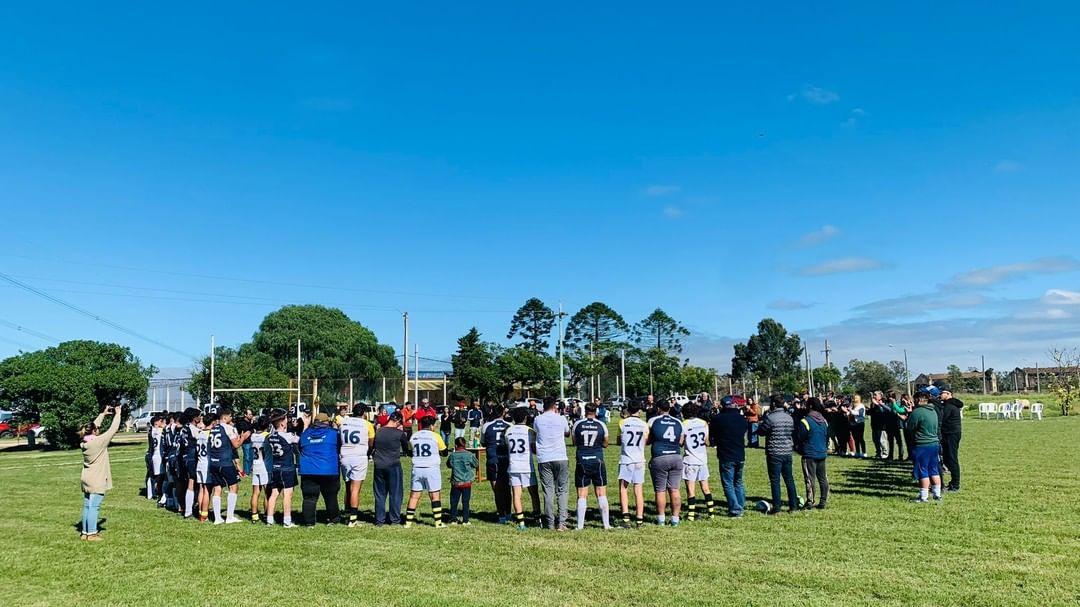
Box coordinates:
[998,402,1012,420]
[1031,403,1044,420]
[1015,403,1025,420]
[979,403,993,419]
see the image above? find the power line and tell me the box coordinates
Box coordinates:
[0,319,60,343]
[0,272,198,360]
[0,334,35,351]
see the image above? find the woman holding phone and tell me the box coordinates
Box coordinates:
[79,403,124,541]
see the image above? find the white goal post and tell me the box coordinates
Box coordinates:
[209,335,302,407]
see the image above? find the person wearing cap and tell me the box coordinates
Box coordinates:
[298,412,342,526]
[758,394,798,514]
[709,395,747,517]
[938,387,963,492]
[78,403,124,541]
[371,411,410,526]
[909,389,943,502]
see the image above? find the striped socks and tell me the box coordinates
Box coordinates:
[704,493,715,518]
[687,497,697,521]
[432,500,443,527]
[405,507,416,527]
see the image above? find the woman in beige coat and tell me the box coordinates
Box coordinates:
[80,404,123,541]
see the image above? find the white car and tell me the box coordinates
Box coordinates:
[132,411,160,432]
[605,397,630,411]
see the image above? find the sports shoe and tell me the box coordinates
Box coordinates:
[461,521,471,526]
[282,521,297,529]
[932,494,943,502]
[620,521,633,529]
[556,524,569,532]
[517,523,527,531]
[404,521,413,529]
[213,519,225,525]
[669,520,680,528]
[946,486,961,493]
[911,497,928,503]
[347,521,362,528]
[84,534,103,542]
[225,517,242,524]
[497,516,508,525]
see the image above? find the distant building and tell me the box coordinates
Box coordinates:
[1011,367,1077,392]
[914,372,998,394]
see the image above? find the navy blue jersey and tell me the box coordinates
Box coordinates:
[648,415,684,458]
[163,427,178,458]
[207,424,236,466]
[481,419,511,460]
[180,425,199,463]
[267,430,298,472]
[571,418,608,463]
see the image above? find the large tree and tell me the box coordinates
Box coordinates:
[0,341,154,448]
[564,302,629,352]
[842,359,897,395]
[496,347,559,400]
[450,328,500,403]
[814,364,842,394]
[730,319,803,390]
[633,308,690,354]
[250,305,399,380]
[506,298,556,352]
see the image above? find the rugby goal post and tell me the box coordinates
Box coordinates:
[209,335,302,408]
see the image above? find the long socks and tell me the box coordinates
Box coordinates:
[212,495,222,522]
[226,492,237,519]
[184,490,194,517]
[687,496,697,521]
[432,500,443,527]
[576,498,587,530]
[704,493,715,518]
[598,496,610,529]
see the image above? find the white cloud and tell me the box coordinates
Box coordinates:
[947,256,1080,288]
[842,107,865,128]
[788,84,840,105]
[1043,289,1080,305]
[995,160,1024,173]
[768,299,814,311]
[644,184,681,197]
[662,206,684,219]
[797,225,841,248]
[799,257,885,276]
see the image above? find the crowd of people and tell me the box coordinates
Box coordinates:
[81,386,963,539]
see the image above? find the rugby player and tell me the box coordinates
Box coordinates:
[571,403,611,530]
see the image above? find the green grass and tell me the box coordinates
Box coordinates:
[2,416,1079,606]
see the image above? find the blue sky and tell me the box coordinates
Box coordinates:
[2,2,1079,378]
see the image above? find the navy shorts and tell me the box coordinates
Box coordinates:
[184,460,198,479]
[575,460,607,488]
[271,469,298,490]
[912,444,941,480]
[209,465,240,488]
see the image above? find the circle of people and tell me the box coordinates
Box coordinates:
[138,386,961,531]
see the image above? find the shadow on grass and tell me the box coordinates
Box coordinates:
[831,459,913,499]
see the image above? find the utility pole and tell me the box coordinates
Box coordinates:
[821,339,833,392]
[414,344,420,405]
[620,348,626,399]
[904,349,911,396]
[557,303,567,401]
[402,312,409,403]
[981,354,987,395]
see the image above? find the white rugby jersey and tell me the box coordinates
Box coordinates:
[504,424,535,474]
[682,417,709,466]
[410,429,446,469]
[618,416,648,465]
[339,416,375,461]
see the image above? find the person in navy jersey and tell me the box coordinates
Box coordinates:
[299,412,342,526]
[266,412,299,528]
[646,400,685,527]
[571,403,611,530]
[480,404,512,523]
[208,407,249,524]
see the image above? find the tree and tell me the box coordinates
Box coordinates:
[1048,347,1079,416]
[887,360,909,391]
[624,347,682,397]
[730,319,803,390]
[633,308,690,354]
[250,305,399,380]
[450,328,500,404]
[188,345,289,411]
[679,365,717,395]
[0,341,154,448]
[506,298,556,353]
[946,364,964,388]
[496,347,559,400]
[813,364,842,394]
[564,302,629,352]
[842,359,898,395]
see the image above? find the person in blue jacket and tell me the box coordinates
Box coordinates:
[795,397,830,510]
[299,412,342,526]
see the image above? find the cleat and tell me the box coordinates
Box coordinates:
[213,519,225,525]
[225,517,242,524]
[282,522,297,529]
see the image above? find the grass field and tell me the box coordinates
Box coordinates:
[2,414,1079,606]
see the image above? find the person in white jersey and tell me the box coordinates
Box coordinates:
[680,402,714,521]
[503,406,537,530]
[339,404,376,527]
[617,401,649,528]
[405,416,448,528]
[248,417,271,523]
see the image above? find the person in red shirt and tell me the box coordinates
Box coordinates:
[401,402,415,440]
[417,398,438,427]
[376,404,390,429]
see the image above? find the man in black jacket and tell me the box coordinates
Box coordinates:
[709,396,748,517]
[939,389,963,492]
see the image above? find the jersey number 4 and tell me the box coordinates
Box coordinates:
[662,426,676,442]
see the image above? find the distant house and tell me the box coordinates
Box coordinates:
[914,372,998,394]
[1011,367,1077,392]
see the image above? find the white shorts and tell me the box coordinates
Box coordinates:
[150,455,164,475]
[341,458,369,482]
[618,463,645,484]
[411,467,441,492]
[251,470,269,486]
[196,468,209,485]
[509,471,535,488]
[683,462,710,483]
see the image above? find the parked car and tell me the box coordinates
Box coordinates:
[605,397,630,411]
[0,421,14,439]
[132,410,160,432]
